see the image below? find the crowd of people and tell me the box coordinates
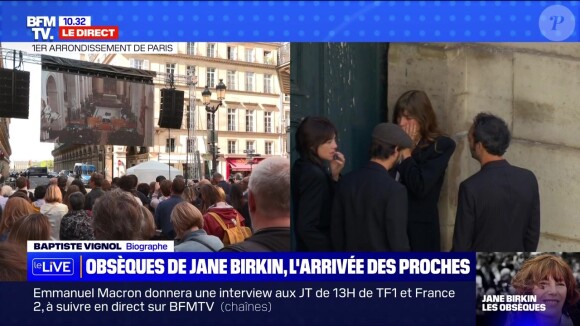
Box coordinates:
[292,90,540,252]
[0,156,291,280]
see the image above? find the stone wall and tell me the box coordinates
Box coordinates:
[388,43,580,251]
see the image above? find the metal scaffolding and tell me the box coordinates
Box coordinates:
[186,68,202,181]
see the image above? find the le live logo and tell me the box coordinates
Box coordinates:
[26,16,56,40]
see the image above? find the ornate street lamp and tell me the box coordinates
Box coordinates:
[202,79,226,175]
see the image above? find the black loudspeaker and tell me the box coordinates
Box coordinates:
[0,68,30,119]
[158,88,184,129]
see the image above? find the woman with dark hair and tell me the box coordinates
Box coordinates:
[0,242,27,281]
[92,189,143,240]
[71,179,87,195]
[148,181,157,200]
[31,185,47,213]
[199,184,220,214]
[392,90,456,251]
[118,175,143,205]
[137,183,151,201]
[62,185,80,210]
[8,213,51,246]
[101,179,112,191]
[230,183,251,229]
[201,185,248,241]
[291,116,345,251]
[60,192,94,241]
[507,254,580,326]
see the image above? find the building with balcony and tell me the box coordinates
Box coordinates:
[52,42,290,181]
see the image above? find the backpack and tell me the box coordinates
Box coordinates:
[207,212,252,245]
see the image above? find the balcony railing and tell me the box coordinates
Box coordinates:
[278,43,290,65]
[156,72,195,87]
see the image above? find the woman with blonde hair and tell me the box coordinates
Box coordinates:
[139,206,156,240]
[40,185,69,240]
[0,197,35,241]
[8,213,51,247]
[181,185,197,205]
[508,254,580,326]
[171,202,223,252]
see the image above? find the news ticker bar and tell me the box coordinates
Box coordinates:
[27,246,476,282]
[3,2,578,42]
[2,281,475,325]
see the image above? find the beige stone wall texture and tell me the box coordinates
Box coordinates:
[388,43,580,252]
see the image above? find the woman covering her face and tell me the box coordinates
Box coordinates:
[392,90,456,251]
[291,116,345,251]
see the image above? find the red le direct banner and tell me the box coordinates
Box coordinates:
[59,26,119,40]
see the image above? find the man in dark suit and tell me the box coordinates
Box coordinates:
[331,123,412,251]
[11,176,35,202]
[452,113,540,252]
[154,177,185,239]
[212,172,231,196]
[84,173,105,211]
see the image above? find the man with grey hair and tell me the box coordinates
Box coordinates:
[221,157,290,252]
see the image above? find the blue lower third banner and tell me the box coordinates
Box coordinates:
[27,252,475,282]
[1,281,474,325]
[18,250,476,324]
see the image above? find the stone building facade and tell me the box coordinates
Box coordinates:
[388,43,580,251]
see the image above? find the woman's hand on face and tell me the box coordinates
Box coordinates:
[400,148,412,160]
[401,121,420,144]
[330,151,345,181]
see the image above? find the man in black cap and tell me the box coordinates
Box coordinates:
[331,123,413,251]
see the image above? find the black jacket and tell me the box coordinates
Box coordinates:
[331,161,410,252]
[217,180,231,196]
[394,136,456,251]
[84,187,105,211]
[291,159,335,251]
[452,160,540,252]
[220,228,291,252]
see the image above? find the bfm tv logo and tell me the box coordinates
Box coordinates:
[32,258,74,276]
[27,16,56,40]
